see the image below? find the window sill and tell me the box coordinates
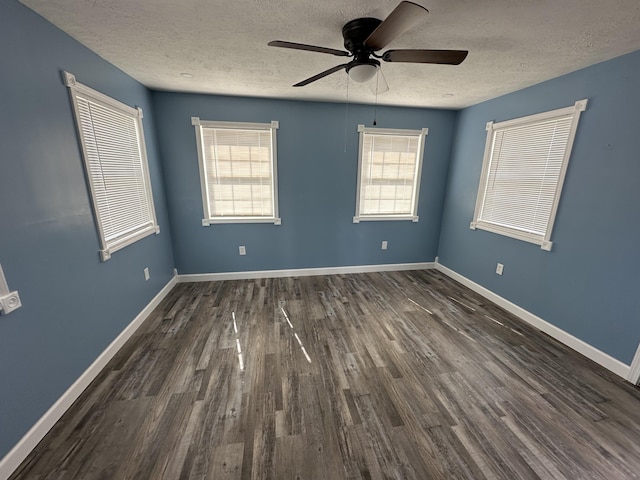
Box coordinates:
[202,217,282,226]
[353,215,419,223]
[470,221,552,251]
[100,224,160,261]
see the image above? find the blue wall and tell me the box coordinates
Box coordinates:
[152,92,457,274]
[438,50,640,365]
[0,1,174,458]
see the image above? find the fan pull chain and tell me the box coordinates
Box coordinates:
[373,69,380,126]
[344,75,350,153]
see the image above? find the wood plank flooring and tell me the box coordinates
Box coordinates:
[11,270,640,479]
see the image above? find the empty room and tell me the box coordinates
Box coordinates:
[1,0,640,478]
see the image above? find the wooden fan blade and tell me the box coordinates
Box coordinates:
[268,41,350,57]
[293,64,349,87]
[364,1,429,51]
[382,49,468,65]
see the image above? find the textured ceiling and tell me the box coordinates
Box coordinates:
[20,0,640,109]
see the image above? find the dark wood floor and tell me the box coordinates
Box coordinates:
[11,270,640,479]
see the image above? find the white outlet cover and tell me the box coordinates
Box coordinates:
[144,267,150,281]
[381,241,388,250]
[239,246,246,255]
[496,263,504,275]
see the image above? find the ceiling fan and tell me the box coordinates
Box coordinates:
[268,1,468,89]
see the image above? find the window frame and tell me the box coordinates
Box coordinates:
[353,125,428,223]
[64,71,159,262]
[192,118,281,226]
[470,99,587,251]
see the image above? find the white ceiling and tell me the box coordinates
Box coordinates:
[21,0,640,109]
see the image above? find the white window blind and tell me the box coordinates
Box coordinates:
[65,72,159,261]
[354,125,427,223]
[193,119,280,225]
[471,99,587,250]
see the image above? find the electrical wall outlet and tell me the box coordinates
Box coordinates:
[0,291,22,315]
[381,241,388,250]
[239,246,246,256]
[144,267,150,281]
[496,263,504,275]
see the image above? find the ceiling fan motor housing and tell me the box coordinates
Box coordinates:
[342,18,382,54]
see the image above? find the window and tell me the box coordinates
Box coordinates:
[192,118,281,225]
[354,125,427,223]
[64,71,159,261]
[471,99,587,251]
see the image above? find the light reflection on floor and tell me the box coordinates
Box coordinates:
[281,307,312,363]
[408,296,477,343]
[232,311,244,371]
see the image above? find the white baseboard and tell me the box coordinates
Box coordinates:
[0,275,178,480]
[628,343,640,385]
[177,262,435,283]
[435,262,631,380]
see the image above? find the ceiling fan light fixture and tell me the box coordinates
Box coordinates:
[347,62,379,83]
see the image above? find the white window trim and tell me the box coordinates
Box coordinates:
[192,118,281,225]
[64,71,159,261]
[353,125,427,223]
[470,99,588,251]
